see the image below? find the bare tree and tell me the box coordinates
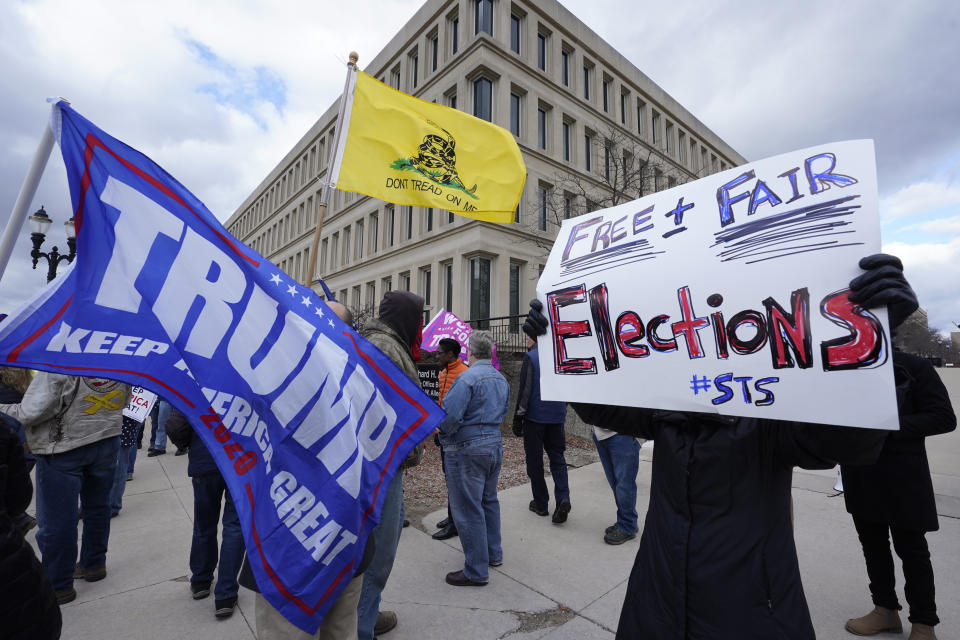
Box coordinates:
[522,123,684,257]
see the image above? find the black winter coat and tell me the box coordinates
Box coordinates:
[841,352,956,531]
[0,423,61,640]
[573,404,886,640]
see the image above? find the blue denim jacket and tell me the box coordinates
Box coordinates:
[438,360,509,445]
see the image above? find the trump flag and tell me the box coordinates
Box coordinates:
[0,101,444,632]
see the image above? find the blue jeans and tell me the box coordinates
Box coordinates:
[593,434,640,535]
[110,444,137,514]
[150,399,171,451]
[357,471,405,640]
[128,422,143,474]
[444,435,502,582]
[35,436,120,590]
[189,473,244,600]
[522,420,569,510]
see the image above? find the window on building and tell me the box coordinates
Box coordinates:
[370,212,379,252]
[509,92,521,136]
[404,205,413,240]
[678,131,686,166]
[514,201,520,223]
[342,227,351,264]
[473,76,492,121]
[583,64,592,100]
[356,220,364,260]
[475,0,492,35]
[448,210,455,224]
[386,205,395,247]
[563,194,573,219]
[651,110,660,145]
[537,185,548,231]
[509,263,521,332]
[690,139,698,172]
[701,147,709,173]
[451,16,460,54]
[469,257,491,327]
[444,262,454,311]
[510,13,521,54]
[400,272,410,291]
[420,267,432,322]
[352,286,361,309]
[537,107,547,150]
[390,65,400,89]
[620,92,628,125]
[561,49,570,86]
[366,282,376,307]
[584,132,593,171]
[537,33,546,71]
[602,79,610,112]
[330,232,339,268]
[382,276,393,293]
[561,120,571,162]
[665,121,673,155]
[424,207,433,232]
[320,238,328,274]
[446,89,457,109]
[712,154,719,173]
[430,34,439,72]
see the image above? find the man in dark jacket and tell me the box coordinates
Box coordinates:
[181,406,245,620]
[841,351,956,640]
[523,253,917,639]
[0,421,61,640]
[357,291,426,639]
[513,336,570,523]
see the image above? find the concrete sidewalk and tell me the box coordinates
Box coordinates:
[32,431,960,640]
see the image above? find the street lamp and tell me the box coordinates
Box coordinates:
[29,206,76,282]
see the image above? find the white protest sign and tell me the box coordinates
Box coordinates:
[123,385,158,423]
[537,140,898,429]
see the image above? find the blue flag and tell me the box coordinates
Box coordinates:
[0,101,444,632]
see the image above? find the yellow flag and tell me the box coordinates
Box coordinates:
[330,70,525,223]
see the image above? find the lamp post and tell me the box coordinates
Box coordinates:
[28,206,76,282]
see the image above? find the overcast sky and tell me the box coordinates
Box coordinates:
[1,0,958,332]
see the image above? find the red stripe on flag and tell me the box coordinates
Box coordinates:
[6,296,73,363]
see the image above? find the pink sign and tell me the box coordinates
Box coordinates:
[421,309,499,369]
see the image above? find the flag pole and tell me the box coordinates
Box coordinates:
[304,51,358,292]
[0,105,58,282]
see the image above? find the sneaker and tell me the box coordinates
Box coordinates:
[604,524,617,535]
[552,500,571,524]
[147,449,166,457]
[214,596,237,619]
[489,558,503,567]
[374,610,398,635]
[528,500,549,517]
[54,587,77,605]
[604,527,636,545]
[191,582,212,600]
[74,564,107,582]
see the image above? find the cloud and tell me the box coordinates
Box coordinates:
[883,237,960,332]
[881,181,960,222]
[900,215,960,236]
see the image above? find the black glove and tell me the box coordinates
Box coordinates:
[433,431,441,447]
[522,299,549,340]
[512,416,524,437]
[848,253,918,330]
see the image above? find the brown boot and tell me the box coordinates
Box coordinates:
[908,624,937,640]
[845,606,903,635]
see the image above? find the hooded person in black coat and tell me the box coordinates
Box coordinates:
[523,254,919,640]
[841,351,955,639]
[0,421,62,640]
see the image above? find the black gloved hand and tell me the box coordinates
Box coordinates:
[522,299,549,340]
[512,416,524,438]
[848,253,918,330]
